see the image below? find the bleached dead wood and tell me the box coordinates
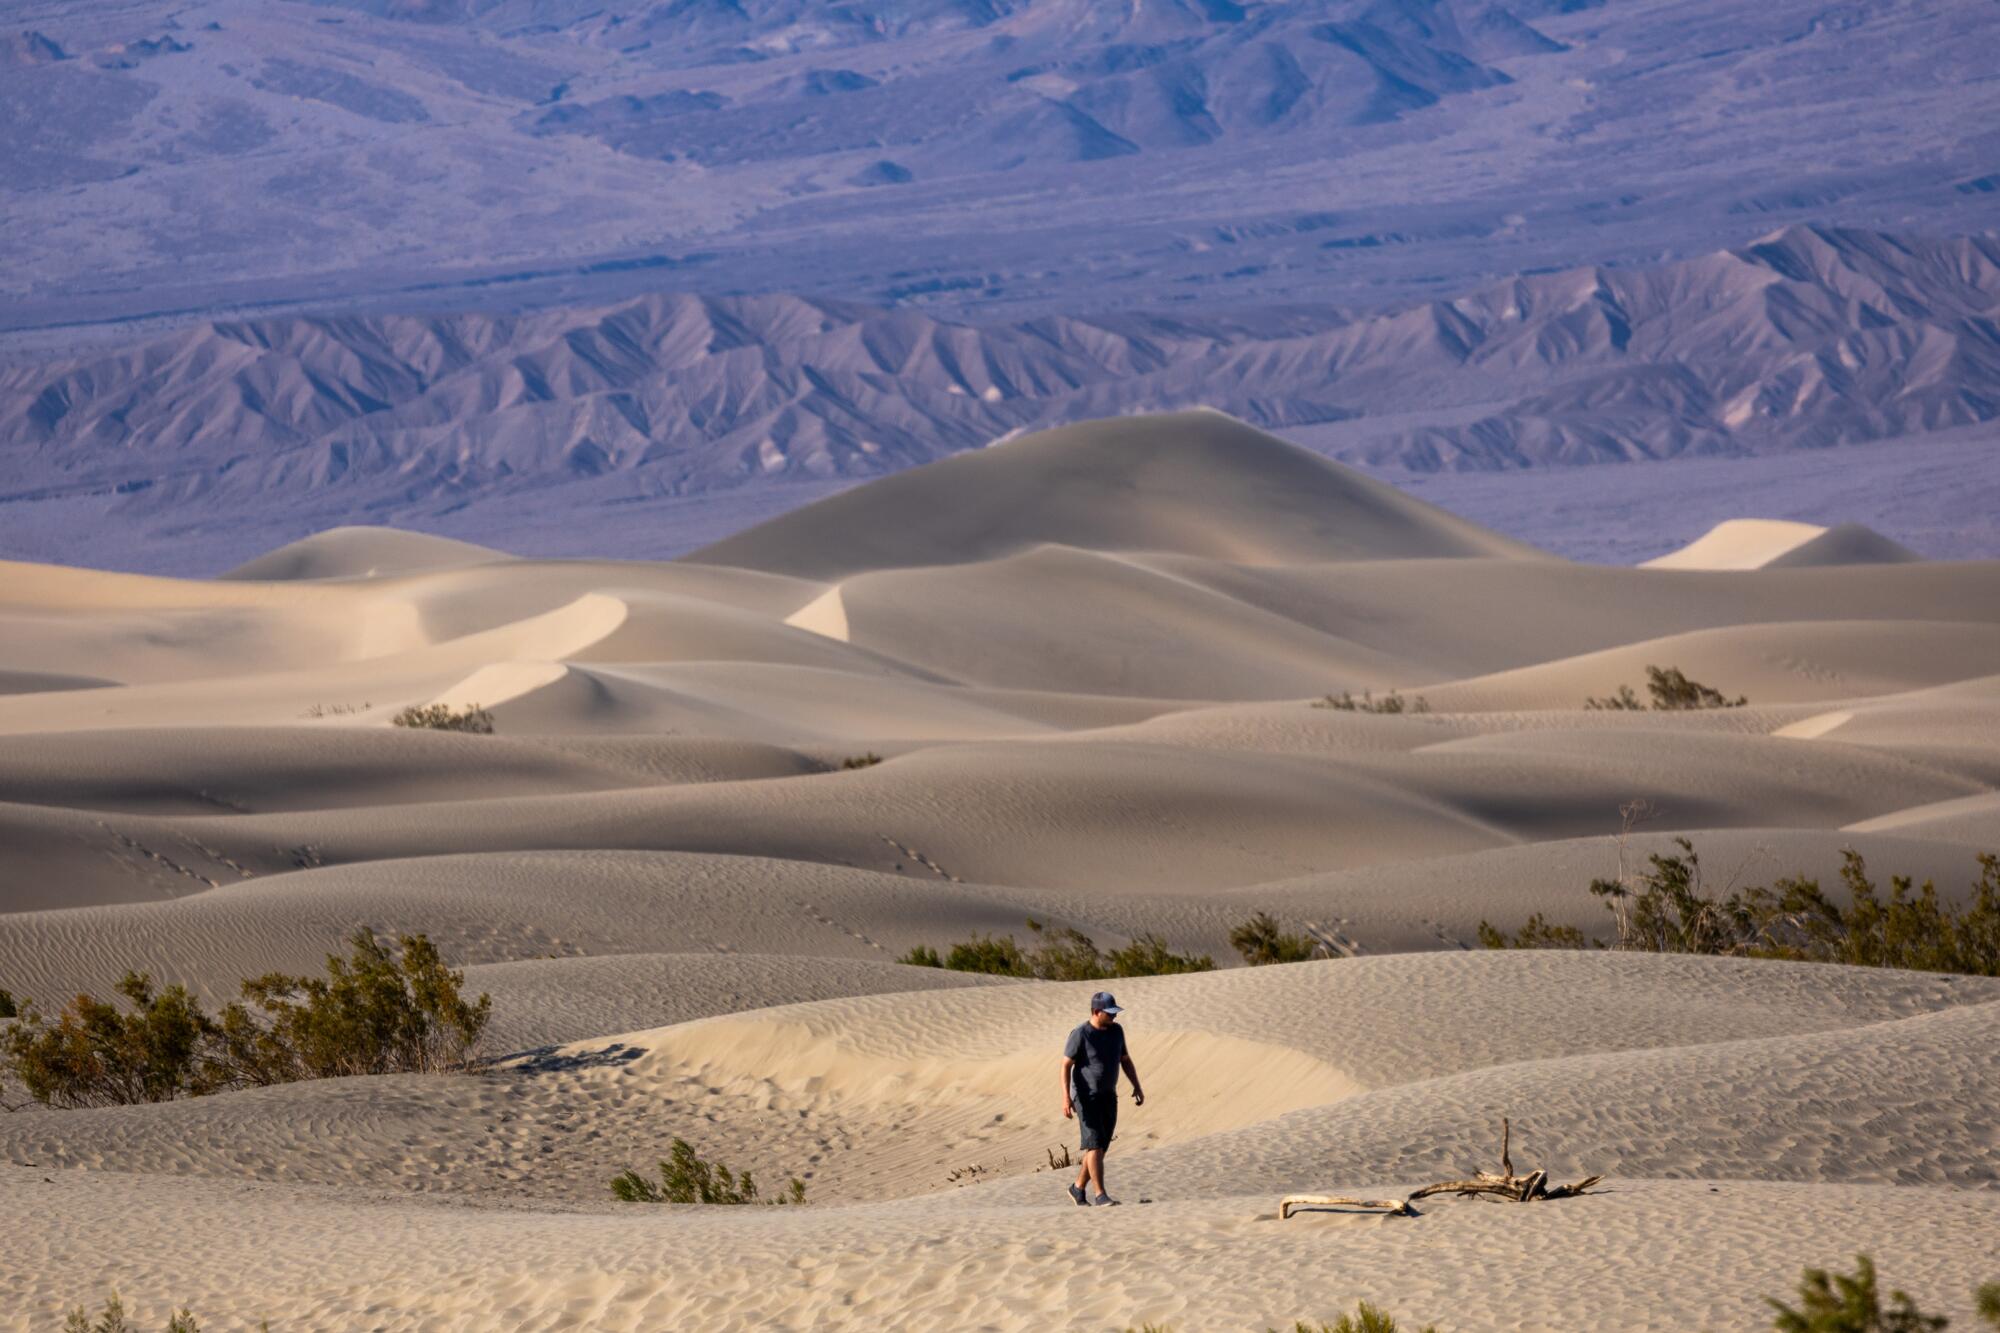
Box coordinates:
[1280,1119,1603,1220]
[1279,1194,1415,1219]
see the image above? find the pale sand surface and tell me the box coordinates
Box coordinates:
[2,414,1996,1329]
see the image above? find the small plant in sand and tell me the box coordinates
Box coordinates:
[611,1138,805,1205]
[63,1295,211,1333]
[1586,664,1745,711]
[391,702,495,733]
[1765,1255,1963,1332]
[1479,842,2000,976]
[303,701,372,718]
[1280,1308,1439,1333]
[1230,912,1324,965]
[3,931,490,1108]
[1313,690,1431,715]
[1129,1310,1436,1333]
[900,919,1212,980]
[840,752,884,769]
[0,988,15,1019]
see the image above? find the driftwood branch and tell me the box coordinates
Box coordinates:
[1281,1118,1603,1220]
[1279,1194,1416,1219]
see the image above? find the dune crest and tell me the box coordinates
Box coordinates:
[689,412,1548,579]
[223,527,511,582]
[1646,518,1923,570]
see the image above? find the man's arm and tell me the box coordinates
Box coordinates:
[1120,1051,1144,1106]
[1060,1056,1076,1118]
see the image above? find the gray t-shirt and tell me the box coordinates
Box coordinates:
[1064,1020,1126,1099]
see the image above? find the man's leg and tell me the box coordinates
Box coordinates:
[1082,1148,1106,1197]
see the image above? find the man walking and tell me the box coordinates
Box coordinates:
[1061,990,1144,1206]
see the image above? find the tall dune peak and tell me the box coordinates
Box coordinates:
[686,410,1548,579]
[221,526,510,582]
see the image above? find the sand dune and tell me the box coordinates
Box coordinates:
[1417,620,2000,710]
[2,412,1996,1330]
[1644,518,1924,570]
[6,955,1997,1328]
[689,411,1548,579]
[221,526,510,582]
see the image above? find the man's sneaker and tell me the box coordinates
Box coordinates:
[1092,1193,1121,1206]
[1067,1183,1089,1206]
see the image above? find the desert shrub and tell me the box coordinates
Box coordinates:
[0,987,15,1018]
[3,973,214,1109]
[211,930,491,1084]
[1277,1305,1438,1333]
[391,702,495,733]
[1978,1282,2000,1327]
[1767,1255,1947,1332]
[840,752,884,769]
[1479,843,2000,976]
[1476,915,1588,950]
[4,932,489,1108]
[1314,690,1431,715]
[1024,920,1118,980]
[63,1295,208,1332]
[1108,933,1216,976]
[1588,665,1745,711]
[902,920,1213,980]
[1230,912,1322,965]
[611,1138,804,1205]
[941,933,1033,976]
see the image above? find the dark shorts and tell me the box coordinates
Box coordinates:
[1076,1091,1118,1152]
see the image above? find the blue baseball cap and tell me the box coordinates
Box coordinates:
[1090,991,1122,1014]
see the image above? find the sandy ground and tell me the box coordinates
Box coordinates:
[2,414,1996,1330]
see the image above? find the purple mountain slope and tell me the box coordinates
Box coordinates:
[3,0,1996,330]
[6,224,1996,499]
[2,0,1998,571]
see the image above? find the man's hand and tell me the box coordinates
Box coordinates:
[1062,1099,1075,1119]
[1132,1086,1145,1107]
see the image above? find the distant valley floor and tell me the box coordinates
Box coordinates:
[4,428,1995,577]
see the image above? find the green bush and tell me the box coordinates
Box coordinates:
[212,930,492,1084]
[1476,915,1588,950]
[900,920,1212,980]
[1108,934,1216,976]
[3,973,213,1109]
[1587,665,1745,711]
[0,987,16,1019]
[935,933,1032,976]
[1481,844,2000,977]
[1230,912,1322,965]
[1584,684,1644,711]
[1278,1305,1437,1333]
[3,931,489,1108]
[391,702,495,733]
[840,752,884,769]
[1313,690,1431,715]
[63,1296,212,1333]
[611,1138,804,1205]
[1767,1255,1947,1332]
